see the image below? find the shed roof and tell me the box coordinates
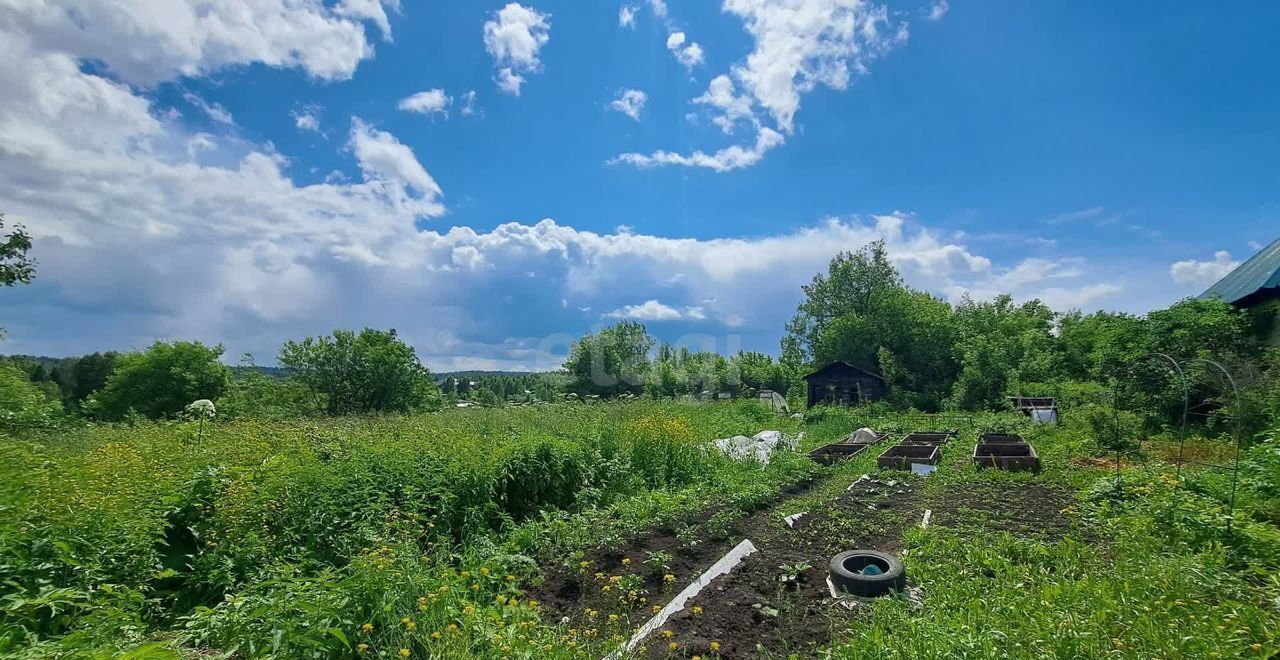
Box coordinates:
[803,361,885,381]
[1200,237,1280,306]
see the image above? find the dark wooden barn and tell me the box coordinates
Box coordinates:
[804,362,887,408]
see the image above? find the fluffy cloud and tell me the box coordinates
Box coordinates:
[483,3,551,95]
[336,0,399,39]
[605,300,705,322]
[720,0,907,133]
[348,119,444,203]
[694,75,758,134]
[610,127,785,172]
[292,107,322,133]
[398,89,452,116]
[619,5,638,28]
[666,31,705,69]
[1170,251,1240,289]
[609,89,648,121]
[4,0,395,85]
[614,0,908,172]
[924,0,949,21]
[0,1,1139,370]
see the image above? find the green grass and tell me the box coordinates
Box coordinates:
[0,403,1277,658]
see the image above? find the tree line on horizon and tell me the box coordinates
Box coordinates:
[3,238,1279,435]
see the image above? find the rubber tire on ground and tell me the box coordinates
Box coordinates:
[829,550,906,597]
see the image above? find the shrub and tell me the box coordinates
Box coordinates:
[87,341,230,420]
[0,363,62,433]
[623,414,705,489]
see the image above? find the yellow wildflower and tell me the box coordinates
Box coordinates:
[662,629,674,638]
[710,641,721,651]
[362,623,374,633]
[399,649,410,658]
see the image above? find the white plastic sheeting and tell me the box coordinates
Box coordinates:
[851,427,880,443]
[713,430,802,465]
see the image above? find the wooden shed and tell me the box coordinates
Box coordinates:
[804,362,887,408]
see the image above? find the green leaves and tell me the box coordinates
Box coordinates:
[279,328,439,416]
[87,341,231,420]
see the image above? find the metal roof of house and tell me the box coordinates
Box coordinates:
[1200,236,1280,306]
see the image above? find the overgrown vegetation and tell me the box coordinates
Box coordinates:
[1,237,1278,658]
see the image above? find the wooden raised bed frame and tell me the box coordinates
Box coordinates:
[876,443,941,470]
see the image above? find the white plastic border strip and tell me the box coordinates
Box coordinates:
[607,538,758,658]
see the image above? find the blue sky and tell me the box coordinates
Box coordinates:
[1,0,1276,370]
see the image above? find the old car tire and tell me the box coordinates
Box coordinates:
[829,550,906,597]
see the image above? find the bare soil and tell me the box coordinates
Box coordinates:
[926,481,1074,541]
[531,467,1075,658]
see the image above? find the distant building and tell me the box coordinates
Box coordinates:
[803,362,887,408]
[1200,237,1280,345]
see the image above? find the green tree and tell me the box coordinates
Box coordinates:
[88,341,231,420]
[784,241,901,363]
[0,212,36,340]
[948,294,1057,411]
[217,356,318,420]
[788,246,961,409]
[564,321,653,397]
[69,352,117,405]
[0,362,61,432]
[279,328,439,415]
[0,212,35,288]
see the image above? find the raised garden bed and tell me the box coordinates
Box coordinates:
[901,430,957,445]
[877,443,941,470]
[809,442,872,465]
[978,432,1026,444]
[808,432,890,465]
[972,440,1040,471]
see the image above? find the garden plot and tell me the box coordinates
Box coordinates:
[645,475,923,658]
[925,481,1074,541]
[535,467,926,659]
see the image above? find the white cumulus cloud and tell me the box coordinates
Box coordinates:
[605,300,705,322]
[609,89,648,121]
[483,3,552,95]
[1170,251,1240,289]
[292,107,322,133]
[614,0,908,172]
[4,0,397,85]
[398,89,452,116]
[666,31,705,69]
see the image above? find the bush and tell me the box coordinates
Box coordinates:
[0,363,62,432]
[623,414,706,489]
[87,341,230,420]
